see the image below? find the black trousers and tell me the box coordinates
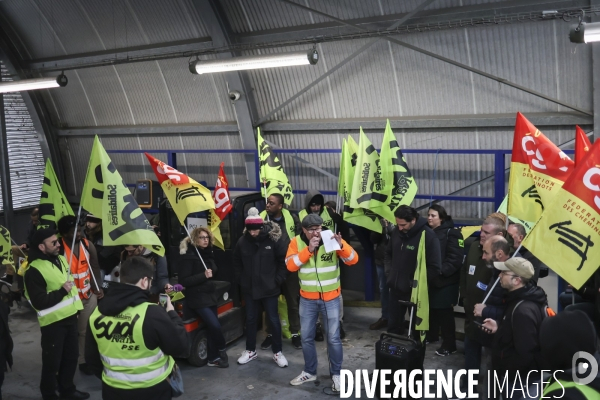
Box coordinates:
[427,308,457,350]
[40,320,79,399]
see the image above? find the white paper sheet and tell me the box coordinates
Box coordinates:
[320,230,341,253]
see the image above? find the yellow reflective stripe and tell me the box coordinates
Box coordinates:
[298,265,337,274]
[300,276,340,287]
[285,255,303,267]
[100,350,165,367]
[103,358,170,382]
[35,296,78,317]
[340,250,356,263]
[72,271,89,279]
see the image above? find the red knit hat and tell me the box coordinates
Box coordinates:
[245,207,264,230]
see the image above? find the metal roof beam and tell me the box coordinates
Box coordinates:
[55,122,239,137]
[238,0,588,43]
[23,37,213,71]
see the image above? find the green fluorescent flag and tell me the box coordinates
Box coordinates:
[81,136,164,256]
[38,159,74,231]
[257,128,294,205]
[350,128,385,210]
[0,225,13,266]
[379,120,417,219]
[410,231,429,341]
[342,135,380,232]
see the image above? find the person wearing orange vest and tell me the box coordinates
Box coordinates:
[57,216,103,377]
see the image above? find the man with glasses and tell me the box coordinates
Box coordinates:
[121,245,169,294]
[24,228,89,400]
[286,213,358,393]
[480,257,549,399]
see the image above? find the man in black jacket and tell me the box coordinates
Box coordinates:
[384,205,441,335]
[233,208,289,367]
[481,257,548,399]
[85,257,189,400]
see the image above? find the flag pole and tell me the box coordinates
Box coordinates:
[262,179,270,222]
[183,225,208,271]
[10,238,28,259]
[482,244,523,304]
[66,205,82,282]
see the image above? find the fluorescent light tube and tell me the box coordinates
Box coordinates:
[570,22,600,43]
[0,74,68,94]
[190,49,319,74]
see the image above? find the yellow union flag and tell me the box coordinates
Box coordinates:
[522,139,600,289]
[38,159,74,231]
[145,153,214,226]
[257,128,294,206]
[411,231,429,340]
[0,225,13,266]
[80,136,164,256]
[508,112,574,223]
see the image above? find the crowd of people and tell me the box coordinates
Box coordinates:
[3,192,600,399]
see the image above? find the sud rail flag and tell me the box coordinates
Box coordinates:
[209,163,233,251]
[0,225,13,266]
[411,231,429,340]
[145,153,215,225]
[257,128,294,206]
[507,112,574,223]
[340,136,380,232]
[522,139,600,289]
[80,136,164,256]
[575,125,592,166]
[38,159,74,231]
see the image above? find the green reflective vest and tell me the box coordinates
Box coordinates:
[90,302,175,390]
[298,209,334,231]
[543,379,600,399]
[24,255,83,327]
[260,209,296,239]
[296,237,340,293]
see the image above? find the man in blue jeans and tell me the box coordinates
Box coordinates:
[285,214,359,392]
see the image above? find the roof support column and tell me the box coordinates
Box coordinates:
[0,92,14,230]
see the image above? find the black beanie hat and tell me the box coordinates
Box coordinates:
[540,310,598,370]
[31,228,56,248]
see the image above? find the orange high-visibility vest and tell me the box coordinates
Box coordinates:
[62,238,92,300]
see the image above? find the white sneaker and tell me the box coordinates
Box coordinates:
[332,375,340,392]
[290,371,316,386]
[273,351,288,368]
[237,350,258,365]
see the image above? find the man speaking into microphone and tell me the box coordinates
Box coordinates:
[286,214,358,393]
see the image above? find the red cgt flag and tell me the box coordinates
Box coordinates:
[575,125,592,166]
[212,162,232,220]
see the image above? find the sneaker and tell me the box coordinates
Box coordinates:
[207,357,229,368]
[340,322,346,340]
[435,347,457,357]
[369,318,388,330]
[261,335,273,349]
[291,334,302,349]
[332,375,341,392]
[237,350,258,365]
[290,371,317,386]
[219,349,228,363]
[315,323,324,342]
[273,351,288,368]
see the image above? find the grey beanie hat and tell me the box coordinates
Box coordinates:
[301,213,323,229]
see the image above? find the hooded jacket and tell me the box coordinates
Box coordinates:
[429,218,463,288]
[302,190,350,242]
[85,282,189,399]
[384,216,442,298]
[178,238,219,309]
[233,222,288,300]
[492,284,548,377]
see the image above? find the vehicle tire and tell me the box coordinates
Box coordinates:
[187,330,208,367]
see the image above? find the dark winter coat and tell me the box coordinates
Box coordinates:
[478,268,508,347]
[428,219,463,309]
[303,190,350,242]
[384,216,442,299]
[371,223,394,267]
[178,239,219,309]
[85,282,189,400]
[491,284,548,378]
[233,222,288,300]
[460,240,493,339]
[268,211,300,243]
[0,300,13,373]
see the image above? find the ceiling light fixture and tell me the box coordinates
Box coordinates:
[0,74,68,94]
[569,11,600,44]
[189,49,319,74]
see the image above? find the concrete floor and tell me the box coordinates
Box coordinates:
[2,304,465,400]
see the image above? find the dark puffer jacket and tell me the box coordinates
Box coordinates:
[491,284,548,378]
[430,219,463,288]
[302,190,350,242]
[384,216,441,298]
[178,239,219,309]
[233,222,288,300]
